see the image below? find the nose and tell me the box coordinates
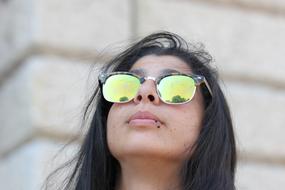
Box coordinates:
[133,79,160,105]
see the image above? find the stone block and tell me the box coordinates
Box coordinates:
[33,0,130,50]
[0,55,98,155]
[236,160,285,190]
[224,80,285,158]
[0,139,78,190]
[0,0,130,76]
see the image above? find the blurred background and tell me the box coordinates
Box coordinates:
[1,0,285,189]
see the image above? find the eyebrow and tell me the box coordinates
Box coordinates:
[129,68,182,76]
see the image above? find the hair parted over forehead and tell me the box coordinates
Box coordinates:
[102,32,213,74]
[44,31,236,190]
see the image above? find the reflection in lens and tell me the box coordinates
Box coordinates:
[103,74,140,103]
[119,96,129,102]
[170,95,188,103]
[158,75,196,103]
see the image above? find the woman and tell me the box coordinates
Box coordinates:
[46,31,236,190]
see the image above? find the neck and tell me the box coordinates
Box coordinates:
[115,157,182,190]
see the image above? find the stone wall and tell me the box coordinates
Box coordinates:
[1,0,284,189]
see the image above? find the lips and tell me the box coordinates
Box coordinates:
[128,111,163,127]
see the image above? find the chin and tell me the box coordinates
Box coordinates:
[110,143,183,161]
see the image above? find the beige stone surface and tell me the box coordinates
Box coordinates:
[27,56,96,133]
[0,0,130,76]
[137,0,285,84]
[0,55,98,155]
[0,139,78,190]
[0,0,34,77]
[236,160,285,190]
[214,0,285,10]
[33,0,130,50]
[224,80,285,158]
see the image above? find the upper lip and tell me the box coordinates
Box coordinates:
[129,111,162,123]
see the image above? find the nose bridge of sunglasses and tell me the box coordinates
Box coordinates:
[139,76,156,83]
[137,76,158,96]
[145,76,156,81]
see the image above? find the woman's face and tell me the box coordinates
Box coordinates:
[107,55,205,162]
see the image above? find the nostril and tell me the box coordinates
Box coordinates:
[148,95,155,101]
[137,95,142,101]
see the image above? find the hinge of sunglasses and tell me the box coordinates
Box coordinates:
[98,72,107,84]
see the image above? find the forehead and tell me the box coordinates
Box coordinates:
[130,55,192,76]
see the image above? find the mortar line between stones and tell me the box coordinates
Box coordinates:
[191,0,285,17]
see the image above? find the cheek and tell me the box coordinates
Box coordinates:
[107,103,126,127]
[106,104,128,155]
[106,106,118,156]
[107,107,116,139]
[165,102,204,156]
[169,113,202,150]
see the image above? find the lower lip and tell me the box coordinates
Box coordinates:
[129,119,159,127]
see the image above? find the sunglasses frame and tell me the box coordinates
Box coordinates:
[98,71,213,105]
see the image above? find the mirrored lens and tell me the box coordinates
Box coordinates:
[103,74,140,103]
[157,75,196,103]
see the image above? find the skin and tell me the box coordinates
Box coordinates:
[107,55,205,190]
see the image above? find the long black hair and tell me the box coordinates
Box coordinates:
[44,31,236,190]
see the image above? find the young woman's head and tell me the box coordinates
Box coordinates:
[107,54,206,164]
[52,32,236,190]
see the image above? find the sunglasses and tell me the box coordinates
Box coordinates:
[98,71,213,105]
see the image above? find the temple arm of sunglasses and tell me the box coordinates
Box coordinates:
[193,75,213,96]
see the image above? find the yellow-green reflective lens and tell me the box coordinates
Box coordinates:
[103,74,140,103]
[158,75,196,103]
